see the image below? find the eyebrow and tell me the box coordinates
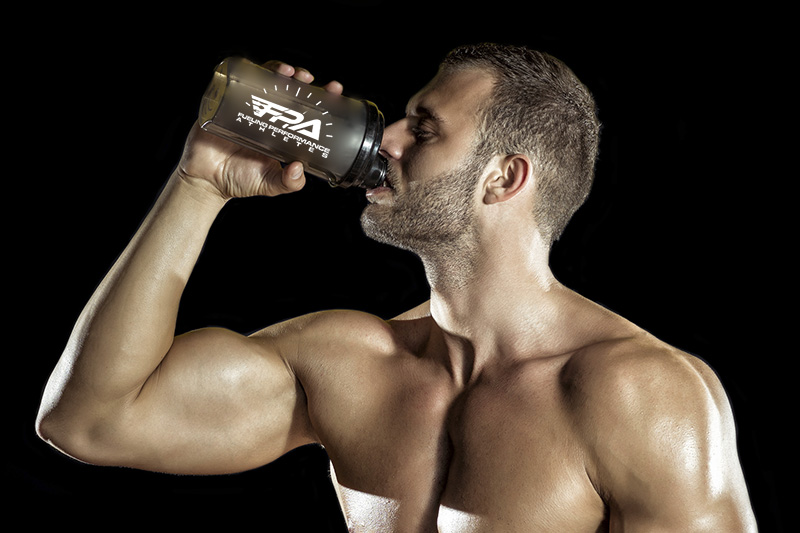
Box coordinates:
[405,103,446,125]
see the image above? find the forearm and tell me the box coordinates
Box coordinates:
[38,173,226,431]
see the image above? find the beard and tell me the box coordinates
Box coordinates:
[360,150,487,283]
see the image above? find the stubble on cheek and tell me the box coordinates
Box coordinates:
[360,163,478,252]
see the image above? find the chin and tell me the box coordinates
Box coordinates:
[360,208,391,243]
[360,208,413,252]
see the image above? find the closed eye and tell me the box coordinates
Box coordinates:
[405,103,443,144]
[410,115,439,143]
[411,125,435,142]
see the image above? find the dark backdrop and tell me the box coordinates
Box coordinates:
[9,4,789,531]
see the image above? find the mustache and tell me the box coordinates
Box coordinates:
[383,164,401,189]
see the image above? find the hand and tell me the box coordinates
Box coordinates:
[176,61,344,201]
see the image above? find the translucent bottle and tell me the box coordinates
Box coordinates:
[199,57,386,188]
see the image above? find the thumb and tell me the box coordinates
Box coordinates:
[277,161,307,194]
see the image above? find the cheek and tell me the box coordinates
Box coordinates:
[404,144,466,183]
[402,150,433,182]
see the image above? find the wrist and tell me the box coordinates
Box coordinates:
[171,169,228,212]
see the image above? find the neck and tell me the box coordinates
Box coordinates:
[420,231,566,384]
[428,258,559,344]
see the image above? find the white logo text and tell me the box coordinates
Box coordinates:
[250,95,322,140]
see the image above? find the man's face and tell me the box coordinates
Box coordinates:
[360,68,495,254]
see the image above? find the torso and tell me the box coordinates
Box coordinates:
[293,305,650,532]
[439,352,607,532]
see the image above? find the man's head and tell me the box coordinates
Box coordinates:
[439,43,601,247]
[361,43,600,268]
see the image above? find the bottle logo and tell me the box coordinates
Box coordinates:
[250,95,322,140]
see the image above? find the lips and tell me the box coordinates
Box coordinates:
[365,169,395,201]
[365,177,395,203]
[366,185,392,201]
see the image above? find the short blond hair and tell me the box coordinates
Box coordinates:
[441,43,601,246]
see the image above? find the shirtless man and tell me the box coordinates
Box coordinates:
[36,43,757,531]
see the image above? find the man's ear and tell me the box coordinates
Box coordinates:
[483,154,532,205]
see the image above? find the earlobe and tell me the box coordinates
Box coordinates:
[483,154,531,205]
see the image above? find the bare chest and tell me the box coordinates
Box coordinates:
[439,367,606,531]
[314,356,606,532]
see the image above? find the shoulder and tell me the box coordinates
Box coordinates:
[563,332,731,444]
[562,332,724,412]
[546,289,728,418]
[562,333,755,525]
[248,303,434,372]
[251,300,432,341]
[250,308,398,358]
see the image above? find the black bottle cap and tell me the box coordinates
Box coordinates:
[330,101,387,188]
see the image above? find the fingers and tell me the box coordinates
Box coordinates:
[261,60,343,94]
[261,60,297,78]
[323,80,344,96]
[279,161,307,193]
[247,158,308,197]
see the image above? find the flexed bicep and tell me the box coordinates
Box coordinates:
[100,327,318,475]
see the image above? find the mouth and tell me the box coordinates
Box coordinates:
[365,179,394,203]
[365,170,396,202]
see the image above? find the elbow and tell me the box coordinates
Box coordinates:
[36,364,107,464]
[35,362,82,458]
[35,403,107,466]
[36,364,138,468]
[35,405,81,460]
[35,394,62,447]
[34,409,53,444]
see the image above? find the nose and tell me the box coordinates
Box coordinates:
[379,118,408,161]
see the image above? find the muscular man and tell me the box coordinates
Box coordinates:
[36,44,757,531]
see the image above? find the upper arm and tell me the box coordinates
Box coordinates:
[44,308,397,477]
[88,324,318,475]
[574,342,757,532]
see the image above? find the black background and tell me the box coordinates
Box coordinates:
[9,3,790,531]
